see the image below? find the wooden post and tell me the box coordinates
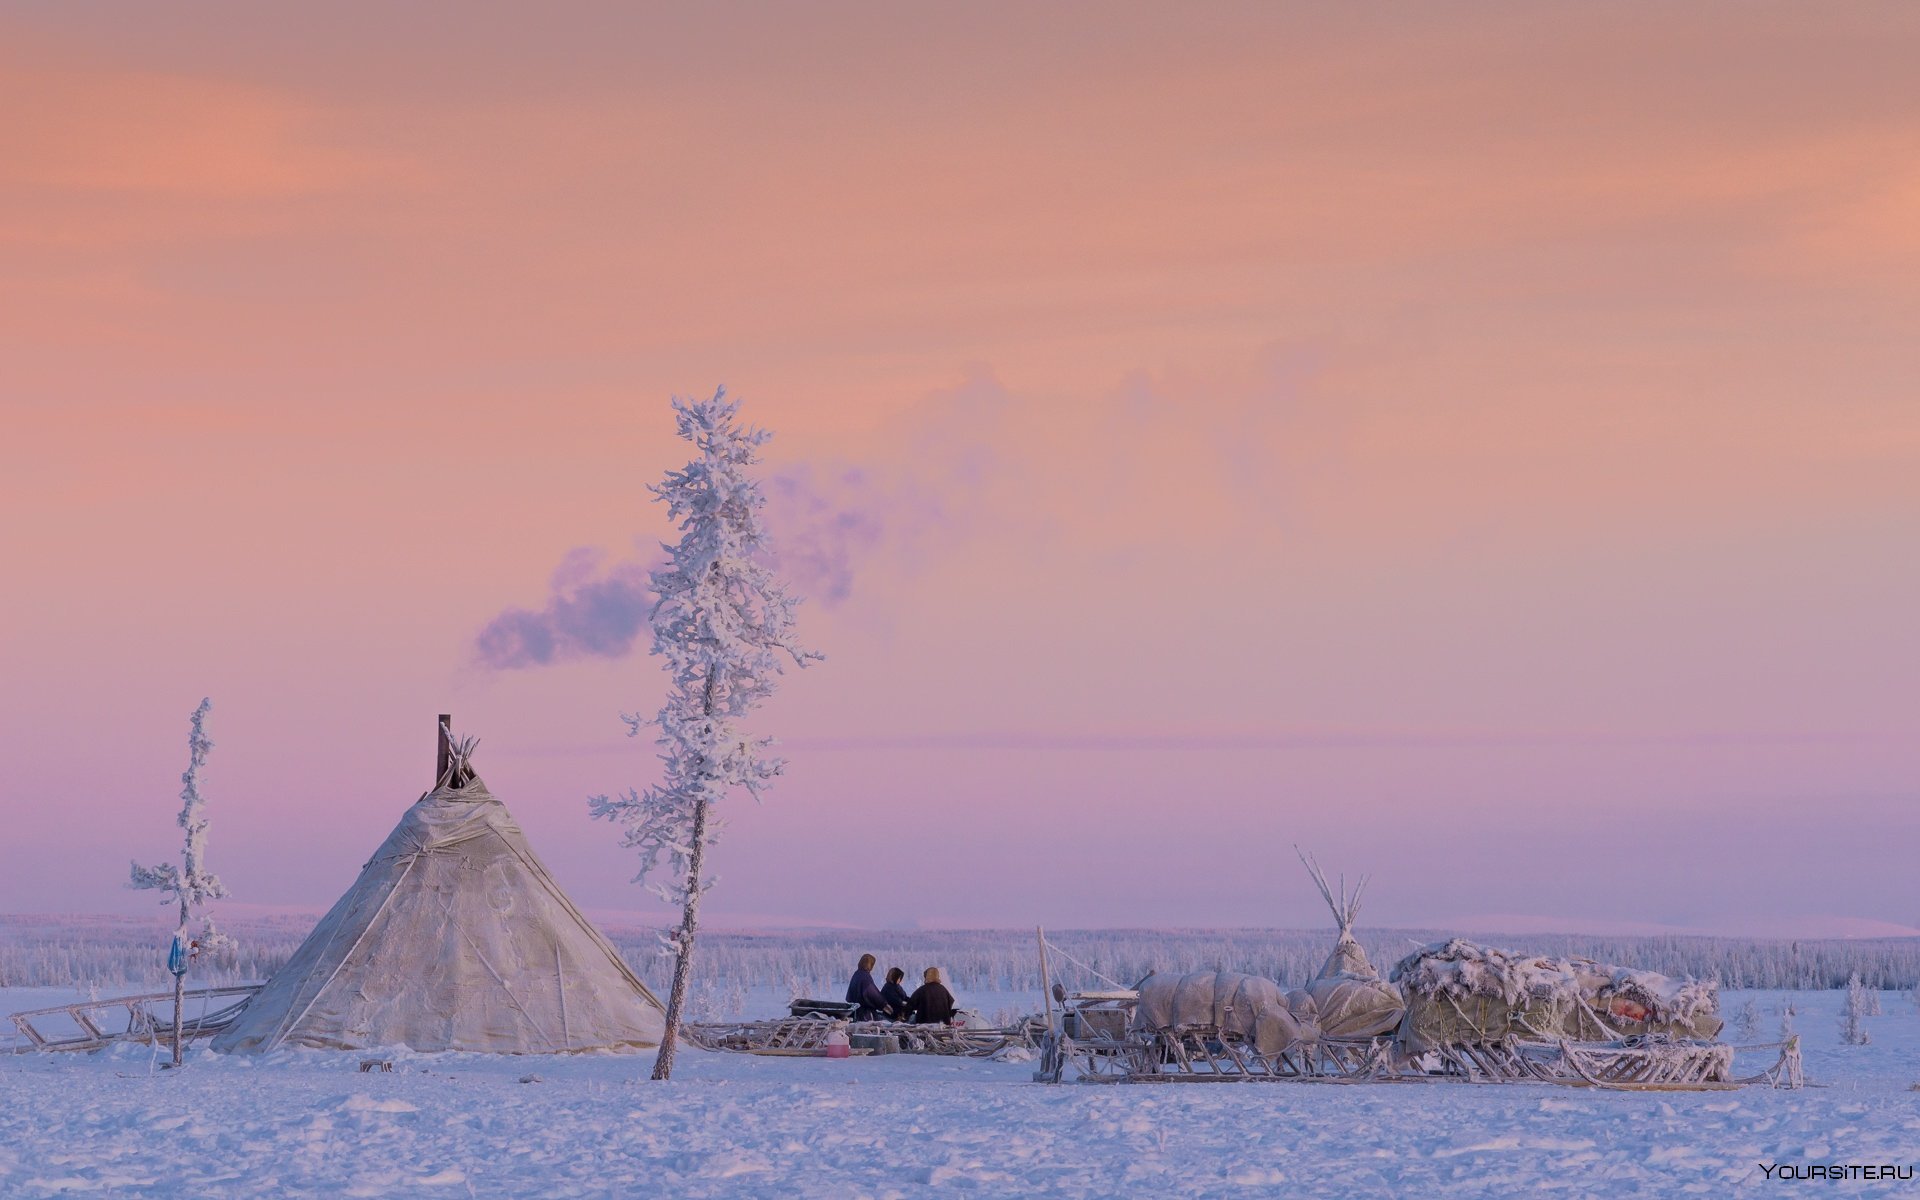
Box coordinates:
[437,714,452,786]
[1036,926,1057,1035]
[170,969,185,1066]
[170,906,187,1067]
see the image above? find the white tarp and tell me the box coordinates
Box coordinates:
[1315,934,1377,982]
[1132,971,1305,1055]
[214,778,665,1054]
[1304,975,1405,1039]
[1298,851,1406,1039]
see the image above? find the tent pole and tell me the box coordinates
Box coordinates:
[437,713,452,785]
[1036,925,1057,1035]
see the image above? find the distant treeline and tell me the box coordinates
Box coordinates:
[2,914,1915,994]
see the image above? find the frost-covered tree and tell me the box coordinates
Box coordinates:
[1734,997,1760,1041]
[1841,973,1872,1045]
[129,699,233,1065]
[589,391,820,1081]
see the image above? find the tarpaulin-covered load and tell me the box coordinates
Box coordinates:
[215,729,665,1054]
[1303,976,1404,1039]
[1390,939,1722,1053]
[1132,971,1305,1055]
[1296,849,1406,1039]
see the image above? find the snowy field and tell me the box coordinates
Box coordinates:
[3,987,1918,1198]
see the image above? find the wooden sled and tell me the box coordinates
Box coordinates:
[1422,1034,1802,1090]
[685,1013,1036,1058]
[1040,1024,1395,1085]
[1040,1024,1804,1091]
[7,986,259,1054]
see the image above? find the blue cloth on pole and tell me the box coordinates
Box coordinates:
[167,933,188,976]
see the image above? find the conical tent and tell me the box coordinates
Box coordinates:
[1296,847,1378,981]
[1294,847,1405,1039]
[215,727,664,1054]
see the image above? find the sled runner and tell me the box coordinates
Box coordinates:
[6,985,258,1054]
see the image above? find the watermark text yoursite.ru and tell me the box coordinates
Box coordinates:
[1760,1163,1915,1182]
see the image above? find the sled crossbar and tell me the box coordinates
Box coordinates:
[6,986,259,1054]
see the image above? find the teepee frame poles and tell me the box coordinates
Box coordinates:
[1295,845,1368,937]
[436,716,480,790]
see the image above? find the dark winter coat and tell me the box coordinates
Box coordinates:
[880,980,911,1018]
[907,981,957,1026]
[845,968,888,1021]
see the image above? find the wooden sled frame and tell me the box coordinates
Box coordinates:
[7,986,259,1054]
[685,1014,1038,1058]
[1037,1025,1393,1085]
[1425,1034,1802,1090]
[1038,1024,1805,1091]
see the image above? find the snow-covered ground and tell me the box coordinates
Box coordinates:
[3,988,1917,1197]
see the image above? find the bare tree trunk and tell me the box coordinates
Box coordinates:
[171,970,185,1067]
[651,663,720,1082]
[171,895,187,1067]
[649,793,709,1081]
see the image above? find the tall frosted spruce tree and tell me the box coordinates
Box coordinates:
[590,391,820,1080]
[130,698,233,1066]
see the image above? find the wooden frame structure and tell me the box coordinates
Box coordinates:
[1035,992,1804,1091]
[7,986,258,1054]
[1036,1015,1392,1085]
[1042,1024,1802,1090]
[685,1014,1037,1058]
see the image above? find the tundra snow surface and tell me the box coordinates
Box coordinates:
[3,988,1917,1198]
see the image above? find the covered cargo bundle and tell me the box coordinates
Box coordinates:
[1131,970,1305,1055]
[1390,939,1723,1053]
[1303,976,1404,1039]
[1296,849,1406,1039]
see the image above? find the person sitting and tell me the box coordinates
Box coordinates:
[906,966,957,1026]
[844,953,888,1021]
[880,967,911,1019]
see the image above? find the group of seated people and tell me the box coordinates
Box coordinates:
[845,953,958,1025]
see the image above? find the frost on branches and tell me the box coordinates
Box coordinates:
[130,698,233,956]
[1841,973,1872,1046]
[588,390,820,1079]
[130,698,235,1066]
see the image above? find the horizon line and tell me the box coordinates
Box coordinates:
[6,910,1916,943]
[491,728,1894,756]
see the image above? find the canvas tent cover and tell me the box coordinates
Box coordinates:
[1390,939,1723,1053]
[214,778,665,1054]
[1296,849,1406,1039]
[1132,971,1306,1055]
[1301,975,1404,1040]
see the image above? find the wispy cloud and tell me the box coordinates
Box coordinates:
[472,377,1007,670]
[472,548,659,669]
[469,471,946,669]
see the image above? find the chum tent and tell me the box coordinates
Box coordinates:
[1293,848,1405,1040]
[214,720,665,1054]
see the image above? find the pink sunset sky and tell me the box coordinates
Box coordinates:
[2,3,1916,936]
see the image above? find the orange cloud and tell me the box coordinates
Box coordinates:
[0,64,377,200]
